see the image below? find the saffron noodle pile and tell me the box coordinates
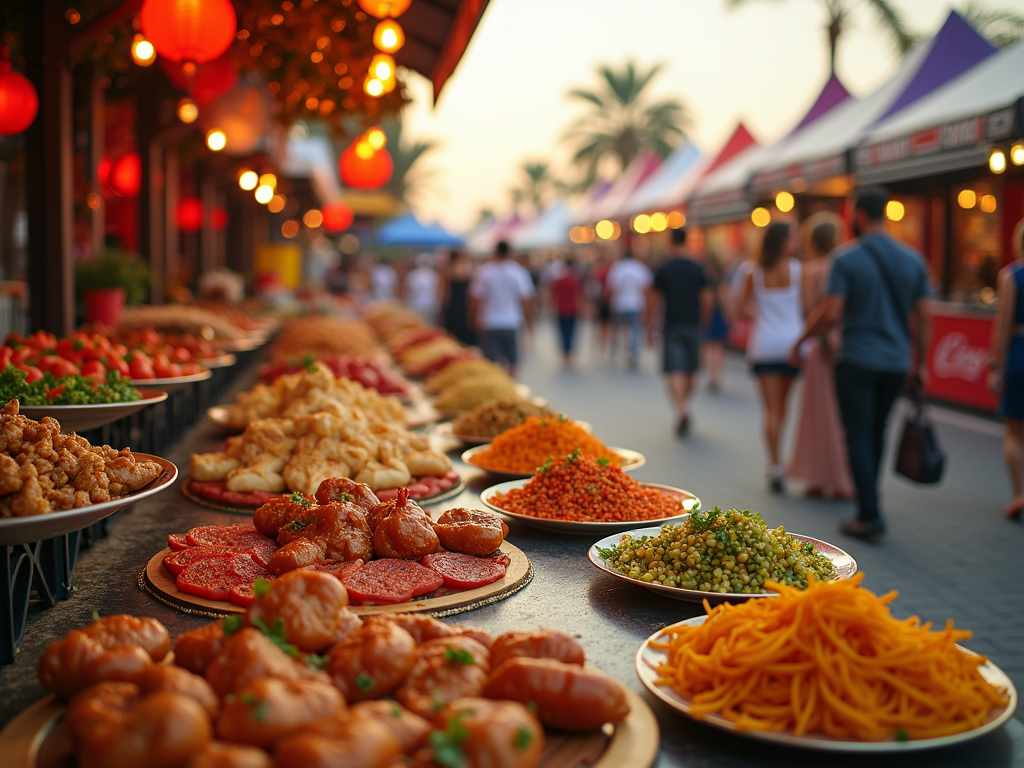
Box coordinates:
[651,573,1009,741]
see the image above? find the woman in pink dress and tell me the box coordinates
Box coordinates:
[786,214,854,499]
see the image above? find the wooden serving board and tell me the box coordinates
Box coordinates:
[141,542,533,619]
[0,689,657,768]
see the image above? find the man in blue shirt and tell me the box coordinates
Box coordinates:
[792,188,931,541]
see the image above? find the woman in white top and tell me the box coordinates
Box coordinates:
[739,222,806,492]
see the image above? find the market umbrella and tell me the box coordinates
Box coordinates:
[376,214,464,247]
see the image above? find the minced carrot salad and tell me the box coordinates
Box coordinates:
[491,451,684,522]
[469,416,622,474]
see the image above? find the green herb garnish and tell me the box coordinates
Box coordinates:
[252,617,300,658]
[222,615,243,637]
[895,727,910,742]
[557,413,567,423]
[305,653,329,672]
[597,457,610,467]
[252,578,273,598]
[355,671,375,692]
[301,353,318,373]
[429,712,470,768]
[289,492,313,506]
[444,646,475,665]
[0,366,140,406]
[515,726,534,750]
[91,610,101,622]
[537,456,554,473]
[566,448,581,463]
[280,517,315,533]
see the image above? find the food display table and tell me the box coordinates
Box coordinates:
[0,364,1021,768]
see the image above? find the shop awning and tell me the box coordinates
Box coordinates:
[577,150,663,223]
[751,10,996,193]
[855,40,1024,185]
[397,0,491,102]
[512,200,575,251]
[377,213,464,247]
[282,135,344,204]
[614,141,706,218]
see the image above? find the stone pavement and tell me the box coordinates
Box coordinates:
[515,320,1024,698]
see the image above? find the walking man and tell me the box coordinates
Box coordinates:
[791,188,931,541]
[469,240,535,377]
[646,227,712,436]
[606,251,652,369]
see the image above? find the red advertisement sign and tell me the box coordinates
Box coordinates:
[925,312,998,411]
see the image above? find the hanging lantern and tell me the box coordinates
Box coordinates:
[358,0,412,18]
[175,196,204,231]
[0,59,39,135]
[373,19,405,53]
[160,52,238,106]
[339,142,393,189]
[212,207,228,230]
[369,53,396,94]
[110,152,142,197]
[140,0,237,64]
[321,201,354,233]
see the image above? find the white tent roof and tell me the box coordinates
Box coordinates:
[615,141,706,217]
[512,200,575,251]
[864,40,1024,145]
[282,135,342,204]
[576,149,662,223]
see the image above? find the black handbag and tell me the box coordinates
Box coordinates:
[894,385,945,484]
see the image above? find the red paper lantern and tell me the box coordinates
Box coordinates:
[160,52,238,106]
[176,196,204,232]
[357,0,412,18]
[97,157,112,186]
[110,152,142,197]
[321,201,354,233]
[339,144,393,190]
[140,0,237,64]
[0,60,39,135]
[212,206,228,230]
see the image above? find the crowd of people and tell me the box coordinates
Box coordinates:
[336,187,1024,542]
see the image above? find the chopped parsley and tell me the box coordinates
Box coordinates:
[289,492,313,507]
[515,725,534,750]
[252,578,273,598]
[301,353,318,372]
[566,448,581,464]
[429,712,470,768]
[355,671,375,692]
[597,457,610,467]
[444,646,476,665]
[91,609,101,622]
[222,615,244,637]
[252,617,300,658]
[305,653,329,672]
[537,456,554,473]
[0,366,140,406]
[895,727,910,742]
[241,692,268,722]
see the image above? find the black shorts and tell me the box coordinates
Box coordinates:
[597,301,612,323]
[479,328,519,365]
[663,324,701,374]
[750,361,800,377]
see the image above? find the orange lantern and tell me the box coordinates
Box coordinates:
[339,143,393,189]
[160,52,238,106]
[140,0,237,64]
[357,0,412,18]
[321,201,354,233]
[110,152,142,197]
[0,59,39,135]
[175,196,204,231]
[212,206,228,230]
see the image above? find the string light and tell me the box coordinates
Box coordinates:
[365,127,387,150]
[775,191,794,213]
[130,35,156,66]
[751,207,771,227]
[177,97,198,123]
[372,19,405,53]
[255,184,274,204]
[206,129,227,151]
[238,170,258,190]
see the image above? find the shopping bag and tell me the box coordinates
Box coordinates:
[894,389,945,484]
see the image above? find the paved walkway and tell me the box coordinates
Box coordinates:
[516,320,1024,697]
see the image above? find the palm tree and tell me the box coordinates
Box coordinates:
[960,1,1024,46]
[562,61,689,190]
[380,118,440,211]
[508,161,560,215]
[727,0,916,74]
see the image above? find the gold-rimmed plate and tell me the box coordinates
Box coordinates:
[462,445,645,478]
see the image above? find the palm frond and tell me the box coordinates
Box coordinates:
[863,0,917,54]
[567,88,606,108]
[960,1,1024,46]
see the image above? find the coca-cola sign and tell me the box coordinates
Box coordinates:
[932,331,988,382]
[925,315,998,411]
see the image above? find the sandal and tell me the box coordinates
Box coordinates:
[1005,499,1024,520]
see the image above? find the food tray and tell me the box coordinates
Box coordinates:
[18,389,168,433]
[130,369,212,392]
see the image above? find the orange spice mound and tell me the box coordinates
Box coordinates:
[491,453,683,522]
[650,573,1010,741]
[469,417,621,473]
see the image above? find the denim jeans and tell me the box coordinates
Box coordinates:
[614,310,642,363]
[834,363,906,524]
[557,315,577,356]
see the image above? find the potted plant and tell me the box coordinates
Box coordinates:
[75,248,151,326]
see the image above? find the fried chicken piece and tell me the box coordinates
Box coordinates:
[190,452,241,483]
[0,453,23,495]
[216,677,345,749]
[10,463,51,517]
[246,569,350,654]
[204,628,328,698]
[226,453,287,493]
[105,450,163,495]
[253,492,317,538]
[313,477,379,509]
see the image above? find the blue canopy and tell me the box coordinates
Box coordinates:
[376,214,464,247]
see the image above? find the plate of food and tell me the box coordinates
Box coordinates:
[463,444,645,478]
[206,405,246,433]
[589,507,856,603]
[479,452,698,533]
[635,575,1017,752]
[209,336,264,352]
[131,369,212,391]
[199,353,237,369]
[19,388,168,433]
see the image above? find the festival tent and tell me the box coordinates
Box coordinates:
[615,141,705,218]
[750,10,996,194]
[466,212,523,255]
[376,214,465,247]
[576,149,663,223]
[855,39,1024,185]
[512,200,575,251]
[688,74,851,224]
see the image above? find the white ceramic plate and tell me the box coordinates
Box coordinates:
[636,615,1018,752]
[131,369,212,391]
[589,526,857,603]
[200,353,237,369]
[462,445,646,478]
[206,405,246,432]
[0,454,177,546]
[437,420,593,446]
[480,478,699,533]
[19,389,168,433]
[210,336,264,352]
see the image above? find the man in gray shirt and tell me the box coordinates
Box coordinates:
[792,188,931,541]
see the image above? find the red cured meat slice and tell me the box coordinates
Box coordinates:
[167,533,189,551]
[185,523,259,548]
[306,560,364,580]
[176,554,267,602]
[238,536,279,567]
[487,554,512,568]
[162,546,233,577]
[189,480,281,508]
[228,576,275,608]
[340,559,443,605]
[421,552,506,590]
[375,488,398,502]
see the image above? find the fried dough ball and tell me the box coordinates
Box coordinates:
[435,698,543,768]
[373,507,439,559]
[64,681,141,744]
[253,492,317,538]
[350,701,432,753]
[275,712,401,768]
[365,487,424,532]
[489,630,585,669]
[395,636,490,719]
[174,622,226,677]
[268,537,326,575]
[139,664,219,718]
[365,614,493,650]
[204,629,327,698]
[483,657,630,731]
[314,477,380,509]
[246,569,349,653]
[432,508,507,556]
[81,614,170,660]
[269,502,374,573]
[325,622,417,701]
[329,606,364,645]
[184,742,275,768]
[216,677,345,749]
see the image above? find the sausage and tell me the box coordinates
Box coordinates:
[325,622,417,701]
[173,622,226,677]
[216,677,345,749]
[432,508,507,556]
[275,713,401,768]
[204,628,327,698]
[489,630,585,669]
[395,636,490,719]
[246,568,350,653]
[434,697,543,768]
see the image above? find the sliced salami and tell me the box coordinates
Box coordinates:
[306,560,364,580]
[189,480,282,508]
[488,553,512,568]
[167,533,190,551]
[228,576,275,608]
[341,559,443,605]
[176,554,267,602]
[185,523,259,548]
[162,546,233,577]
[421,552,507,590]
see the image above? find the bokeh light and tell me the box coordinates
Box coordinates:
[255,184,274,204]
[957,189,976,209]
[775,191,794,212]
[751,207,771,227]
[650,212,668,232]
[238,170,258,191]
[632,214,651,234]
[885,200,905,222]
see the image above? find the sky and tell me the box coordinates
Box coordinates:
[398,0,1022,232]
